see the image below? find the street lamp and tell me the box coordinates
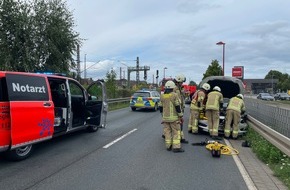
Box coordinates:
[84,54,87,79]
[216,41,226,76]
[163,67,168,79]
[272,74,275,94]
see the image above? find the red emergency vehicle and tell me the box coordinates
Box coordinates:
[159,78,196,102]
[159,78,173,93]
[0,71,108,161]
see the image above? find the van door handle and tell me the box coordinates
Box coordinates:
[43,102,51,107]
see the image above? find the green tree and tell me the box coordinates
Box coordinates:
[105,69,117,98]
[0,0,32,71]
[0,0,80,73]
[202,59,223,79]
[265,70,290,92]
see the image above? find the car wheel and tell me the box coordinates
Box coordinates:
[4,145,33,161]
[131,107,136,111]
[87,125,99,132]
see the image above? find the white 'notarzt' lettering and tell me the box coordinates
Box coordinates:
[12,83,46,93]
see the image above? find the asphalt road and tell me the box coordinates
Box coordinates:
[0,106,248,190]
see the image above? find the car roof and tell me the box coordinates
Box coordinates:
[135,89,158,93]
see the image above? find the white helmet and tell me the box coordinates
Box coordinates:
[175,74,186,83]
[165,80,176,89]
[237,94,244,99]
[213,86,221,92]
[202,83,211,91]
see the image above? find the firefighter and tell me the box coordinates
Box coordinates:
[188,83,211,134]
[159,80,185,153]
[224,94,246,139]
[174,74,188,144]
[205,86,223,139]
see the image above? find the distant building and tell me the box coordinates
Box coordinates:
[243,79,278,94]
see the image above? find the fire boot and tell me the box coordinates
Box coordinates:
[172,148,185,153]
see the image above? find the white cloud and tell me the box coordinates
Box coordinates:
[67,0,290,84]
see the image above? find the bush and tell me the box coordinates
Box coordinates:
[245,127,290,188]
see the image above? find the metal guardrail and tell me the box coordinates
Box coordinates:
[245,97,290,157]
[247,115,290,157]
[107,97,130,104]
[245,97,290,138]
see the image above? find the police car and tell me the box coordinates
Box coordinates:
[0,71,108,161]
[130,89,160,111]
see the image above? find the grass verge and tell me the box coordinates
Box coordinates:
[108,101,130,111]
[244,127,290,189]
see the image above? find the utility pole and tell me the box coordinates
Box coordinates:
[126,57,150,88]
[84,54,87,79]
[136,57,140,86]
[272,74,275,94]
[76,44,80,81]
[120,67,122,80]
[156,70,159,86]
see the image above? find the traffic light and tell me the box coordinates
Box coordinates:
[144,70,147,80]
[156,70,159,78]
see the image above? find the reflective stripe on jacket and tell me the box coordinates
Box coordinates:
[190,90,206,110]
[206,91,223,111]
[174,86,185,110]
[160,92,183,122]
[227,97,245,113]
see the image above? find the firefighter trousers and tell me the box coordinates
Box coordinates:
[205,110,219,136]
[163,121,181,149]
[225,109,240,138]
[188,109,199,133]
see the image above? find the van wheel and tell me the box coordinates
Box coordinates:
[4,145,33,161]
[87,125,99,132]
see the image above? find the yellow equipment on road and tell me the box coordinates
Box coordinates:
[192,139,239,158]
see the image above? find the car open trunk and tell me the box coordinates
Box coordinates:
[199,76,245,98]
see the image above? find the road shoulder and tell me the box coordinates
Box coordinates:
[229,139,288,190]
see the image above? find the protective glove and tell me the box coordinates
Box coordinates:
[179,117,184,124]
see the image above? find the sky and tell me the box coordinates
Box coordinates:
[66,0,290,84]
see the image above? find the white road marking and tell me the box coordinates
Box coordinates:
[224,139,258,190]
[103,128,138,149]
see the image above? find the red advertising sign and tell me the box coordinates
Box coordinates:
[232,67,243,78]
